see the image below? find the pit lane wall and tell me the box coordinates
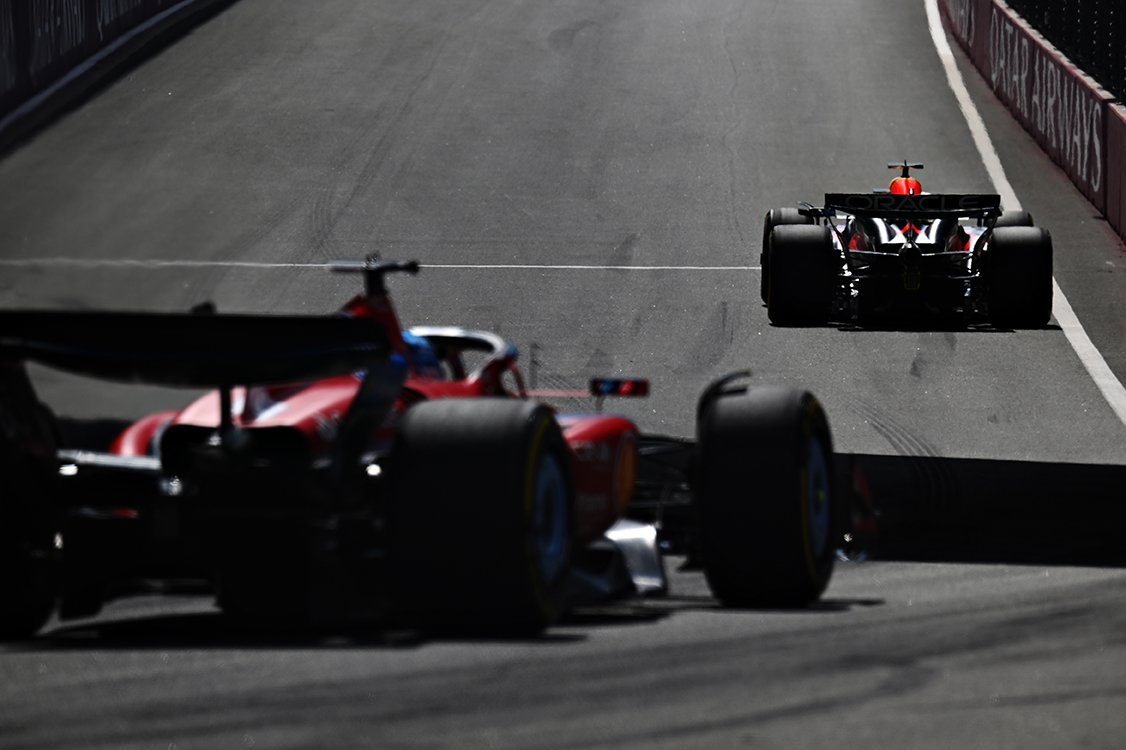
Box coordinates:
[0,0,224,147]
[937,0,1126,244]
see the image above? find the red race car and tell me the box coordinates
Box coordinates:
[0,258,844,638]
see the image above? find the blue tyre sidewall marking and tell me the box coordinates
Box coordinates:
[533,452,568,585]
[806,433,831,560]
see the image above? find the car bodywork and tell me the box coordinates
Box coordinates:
[1,258,850,637]
[823,191,1005,322]
[762,163,1053,327]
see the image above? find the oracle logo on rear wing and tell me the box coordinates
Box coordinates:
[823,193,1002,218]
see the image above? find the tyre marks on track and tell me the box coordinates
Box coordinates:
[849,399,965,551]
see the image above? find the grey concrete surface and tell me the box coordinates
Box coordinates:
[2,0,1126,747]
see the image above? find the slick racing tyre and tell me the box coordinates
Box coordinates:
[0,395,60,640]
[0,463,59,640]
[986,226,1053,328]
[388,399,574,634]
[761,208,815,304]
[993,210,1035,228]
[695,385,835,607]
[767,224,836,326]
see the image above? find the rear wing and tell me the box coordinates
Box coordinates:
[0,310,391,387]
[0,310,403,479]
[816,193,1002,221]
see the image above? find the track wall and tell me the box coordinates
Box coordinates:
[0,0,226,149]
[938,0,1126,243]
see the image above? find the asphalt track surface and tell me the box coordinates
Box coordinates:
[3,0,1126,747]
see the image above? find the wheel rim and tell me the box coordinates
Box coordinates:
[805,433,832,559]
[532,452,568,584]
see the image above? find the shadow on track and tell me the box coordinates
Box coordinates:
[17,590,889,652]
[854,452,1126,566]
[16,611,589,652]
[829,319,1063,334]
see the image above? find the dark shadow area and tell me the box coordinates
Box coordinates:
[11,611,588,652]
[833,322,1062,334]
[8,591,891,652]
[563,602,681,626]
[565,593,887,622]
[809,597,886,611]
[853,452,1126,566]
[695,598,888,615]
[56,417,134,451]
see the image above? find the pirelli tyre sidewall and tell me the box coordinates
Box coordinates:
[767,224,836,326]
[992,210,1035,228]
[387,398,574,634]
[986,226,1053,328]
[761,208,815,304]
[695,385,835,607]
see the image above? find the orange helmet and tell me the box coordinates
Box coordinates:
[887,162,923,194]
[889,176,923,195]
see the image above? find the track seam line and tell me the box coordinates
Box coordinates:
[925,0,1126,429]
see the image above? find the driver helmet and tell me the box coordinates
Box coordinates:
[401,330,444,379]
[889,176,923,195]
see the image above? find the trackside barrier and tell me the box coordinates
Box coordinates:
[0,0,231,152]
[1109,104,1126,240]
[2,0,173,118]
[3,0,1122,244]
[938,0,1126,243]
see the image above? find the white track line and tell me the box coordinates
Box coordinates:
[1049,280,1126,424]
[926,0,1126,427]
[428,264,755,271]
[0,259,756,271]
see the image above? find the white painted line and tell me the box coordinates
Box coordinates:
[0,258,315,269]
[427,264,755,271]
[925,0,1126,428]
[1051,278,1126,425]
[924,0,1019,210]
[0,258,757,271]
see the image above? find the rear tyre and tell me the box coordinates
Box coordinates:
[986,226,1053,328]
[695,385,835,607]
[993,210,1035,228]
[761,208,815,303]
[0,395,60,640]
[767,224,836,326]
[0,543,57,640]
[387,399,574,634]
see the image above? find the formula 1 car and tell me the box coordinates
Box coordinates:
[0,258,840,639]
[760,162,1053,327]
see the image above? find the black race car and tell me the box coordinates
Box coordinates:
[760,162,1053,327]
